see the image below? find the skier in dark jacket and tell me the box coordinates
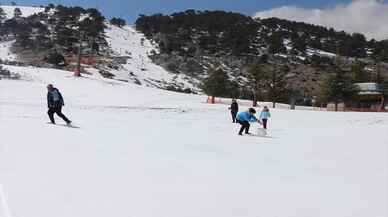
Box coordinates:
[229,99,239,123]
[47,84,71,125]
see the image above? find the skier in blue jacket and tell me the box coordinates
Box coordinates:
[236,108,260,135]
[259,106,271,129]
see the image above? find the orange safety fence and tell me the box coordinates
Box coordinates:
[205,97,260,107]
[66,55,98,66]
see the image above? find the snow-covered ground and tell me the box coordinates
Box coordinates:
[105,25,198,90]
[0,65,387,217]
[0,41,16,62]
[307,48,337,58]
[0,5,44,19]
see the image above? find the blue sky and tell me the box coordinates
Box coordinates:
[3,0,354,23]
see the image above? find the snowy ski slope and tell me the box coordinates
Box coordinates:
[0,5,196,90]
[0,65,387,217]
[105,24,198,89]
[0,22,198,90]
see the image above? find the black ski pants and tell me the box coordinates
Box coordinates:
[48,106,70,124]
[237,120,250,135]
[231,111,238,123]
[262,119,268,129]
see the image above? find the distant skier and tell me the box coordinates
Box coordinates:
[236,108,260,135]
[259,106,271,130]
[229,99,239,123]
[47,84,72,125]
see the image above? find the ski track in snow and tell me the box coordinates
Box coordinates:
[0,184,12,217]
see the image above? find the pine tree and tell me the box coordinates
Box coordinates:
[265,65,289,108]
[351,61,368,82]
[247,63,266,107]
[110,17,126,27]
[383,80,388,97]
[14,8,22,19]
[375,63,384,84]
[320,65,359,111]
[268,32,286,54]
[0,7,6,22]
[202,67,232,102]
[291,33,307,55]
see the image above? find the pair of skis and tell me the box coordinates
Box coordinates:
[47,122,80,129]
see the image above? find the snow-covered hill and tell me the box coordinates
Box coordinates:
[0,6,45,63]
[1,5,387,96]
[0,5,44,19]
[104,24,198,90]
[0,5,198,91]
[0,64,387,217]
